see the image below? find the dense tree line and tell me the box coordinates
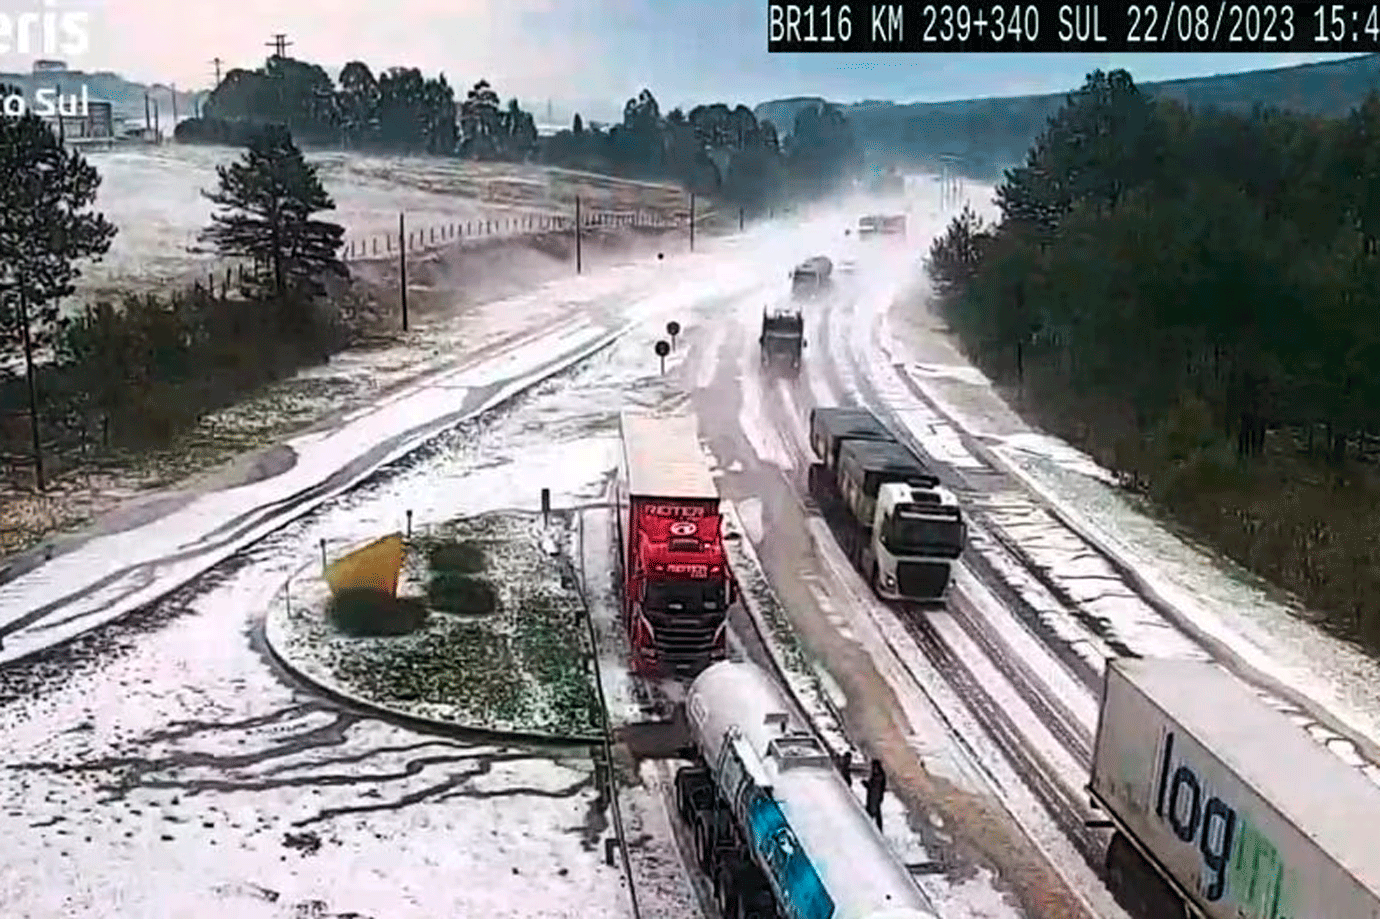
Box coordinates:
[544,91,860,210]
[176,55,863,212]
[927,69,1380,646]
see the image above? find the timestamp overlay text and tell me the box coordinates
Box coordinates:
[767,1,1380,51]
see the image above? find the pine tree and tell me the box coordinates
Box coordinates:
[199,125,346,318]
[0,85,117,489]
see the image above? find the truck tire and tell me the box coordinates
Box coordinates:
[1105,832,1187,919]
[869,562,881,597]
[715,863,742,918]
[674,767,706,823]
[697,809,731,873]
[734,862,773,919]
[694,818,713,871]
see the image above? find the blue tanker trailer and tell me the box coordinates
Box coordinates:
[675,660,938,919]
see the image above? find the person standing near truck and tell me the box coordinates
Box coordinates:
[864,758,887,831]
[837,749,852,786]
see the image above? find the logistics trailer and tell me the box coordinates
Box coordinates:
[1089,658,1380,919]
[676,660,939,919]
[616,412,736,677]
[806,407,965,601]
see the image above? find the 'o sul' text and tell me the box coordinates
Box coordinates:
[1,84,91,118]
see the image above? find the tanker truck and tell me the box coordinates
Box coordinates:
[676,660,939,919]
[1089,658,1380,919]
[616,412,736,677]
[806,407,965,601]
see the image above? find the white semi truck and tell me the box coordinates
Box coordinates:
[1089,658,1380,919]
[807,407,965,601]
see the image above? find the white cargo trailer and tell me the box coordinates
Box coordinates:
[1089,658,1380,919]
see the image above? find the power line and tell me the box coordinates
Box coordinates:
[266,33,292,58]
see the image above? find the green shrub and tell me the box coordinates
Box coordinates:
[427,541,486,574]
[427,572,499,615]
[327,588,428,636]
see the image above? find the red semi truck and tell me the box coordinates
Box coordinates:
[616,412,735,677]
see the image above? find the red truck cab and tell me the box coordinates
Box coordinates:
[619,413,735,677]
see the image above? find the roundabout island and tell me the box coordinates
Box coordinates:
[264,510,604,742]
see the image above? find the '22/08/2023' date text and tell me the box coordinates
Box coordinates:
[766,1,1380,52]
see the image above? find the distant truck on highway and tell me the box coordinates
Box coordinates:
[1089,658,1380,919]
[790,256,833,300]
[760,307,804,371]
[807,407,966,601]
[857,215,906,239]
[617,412,736,677]
[676,660,939,919]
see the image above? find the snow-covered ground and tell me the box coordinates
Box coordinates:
[0,541,633,918]
[72,143,689,294]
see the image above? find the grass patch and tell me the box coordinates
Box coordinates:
[425,540,487,574]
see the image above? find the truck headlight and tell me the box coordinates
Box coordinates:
[884,574,895,588]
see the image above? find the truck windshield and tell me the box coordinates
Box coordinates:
[886,516,964,555]
[646,579,727,611]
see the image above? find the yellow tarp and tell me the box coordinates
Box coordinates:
[323,533,406,598]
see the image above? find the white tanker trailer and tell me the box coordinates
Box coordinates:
[675,660,938,919]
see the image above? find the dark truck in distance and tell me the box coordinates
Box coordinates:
[790,256,833,300]
[806,407,965,600]
[759,308,804,371]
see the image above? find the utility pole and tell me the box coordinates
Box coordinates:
[17,281,45,491]
[266,33,292,58]
[210,57,223,85]
[398,212,408,331]
[575,196,583,274]
[689,194,695,252]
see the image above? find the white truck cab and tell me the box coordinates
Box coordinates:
[868,480,965,600]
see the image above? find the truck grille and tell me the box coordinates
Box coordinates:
[643,609,725,676]
[896,562,951,599]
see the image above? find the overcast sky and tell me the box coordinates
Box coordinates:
[1,0,1361,118]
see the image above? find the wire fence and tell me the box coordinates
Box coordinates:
[341,206,697,263]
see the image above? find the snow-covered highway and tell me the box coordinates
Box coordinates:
[7,183,1380,918]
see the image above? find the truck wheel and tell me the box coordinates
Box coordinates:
[1106,832,1186,919]
[869,563,881,597]
[694,819,714,872]
[715,864,742,917]
[674,768,703,822]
